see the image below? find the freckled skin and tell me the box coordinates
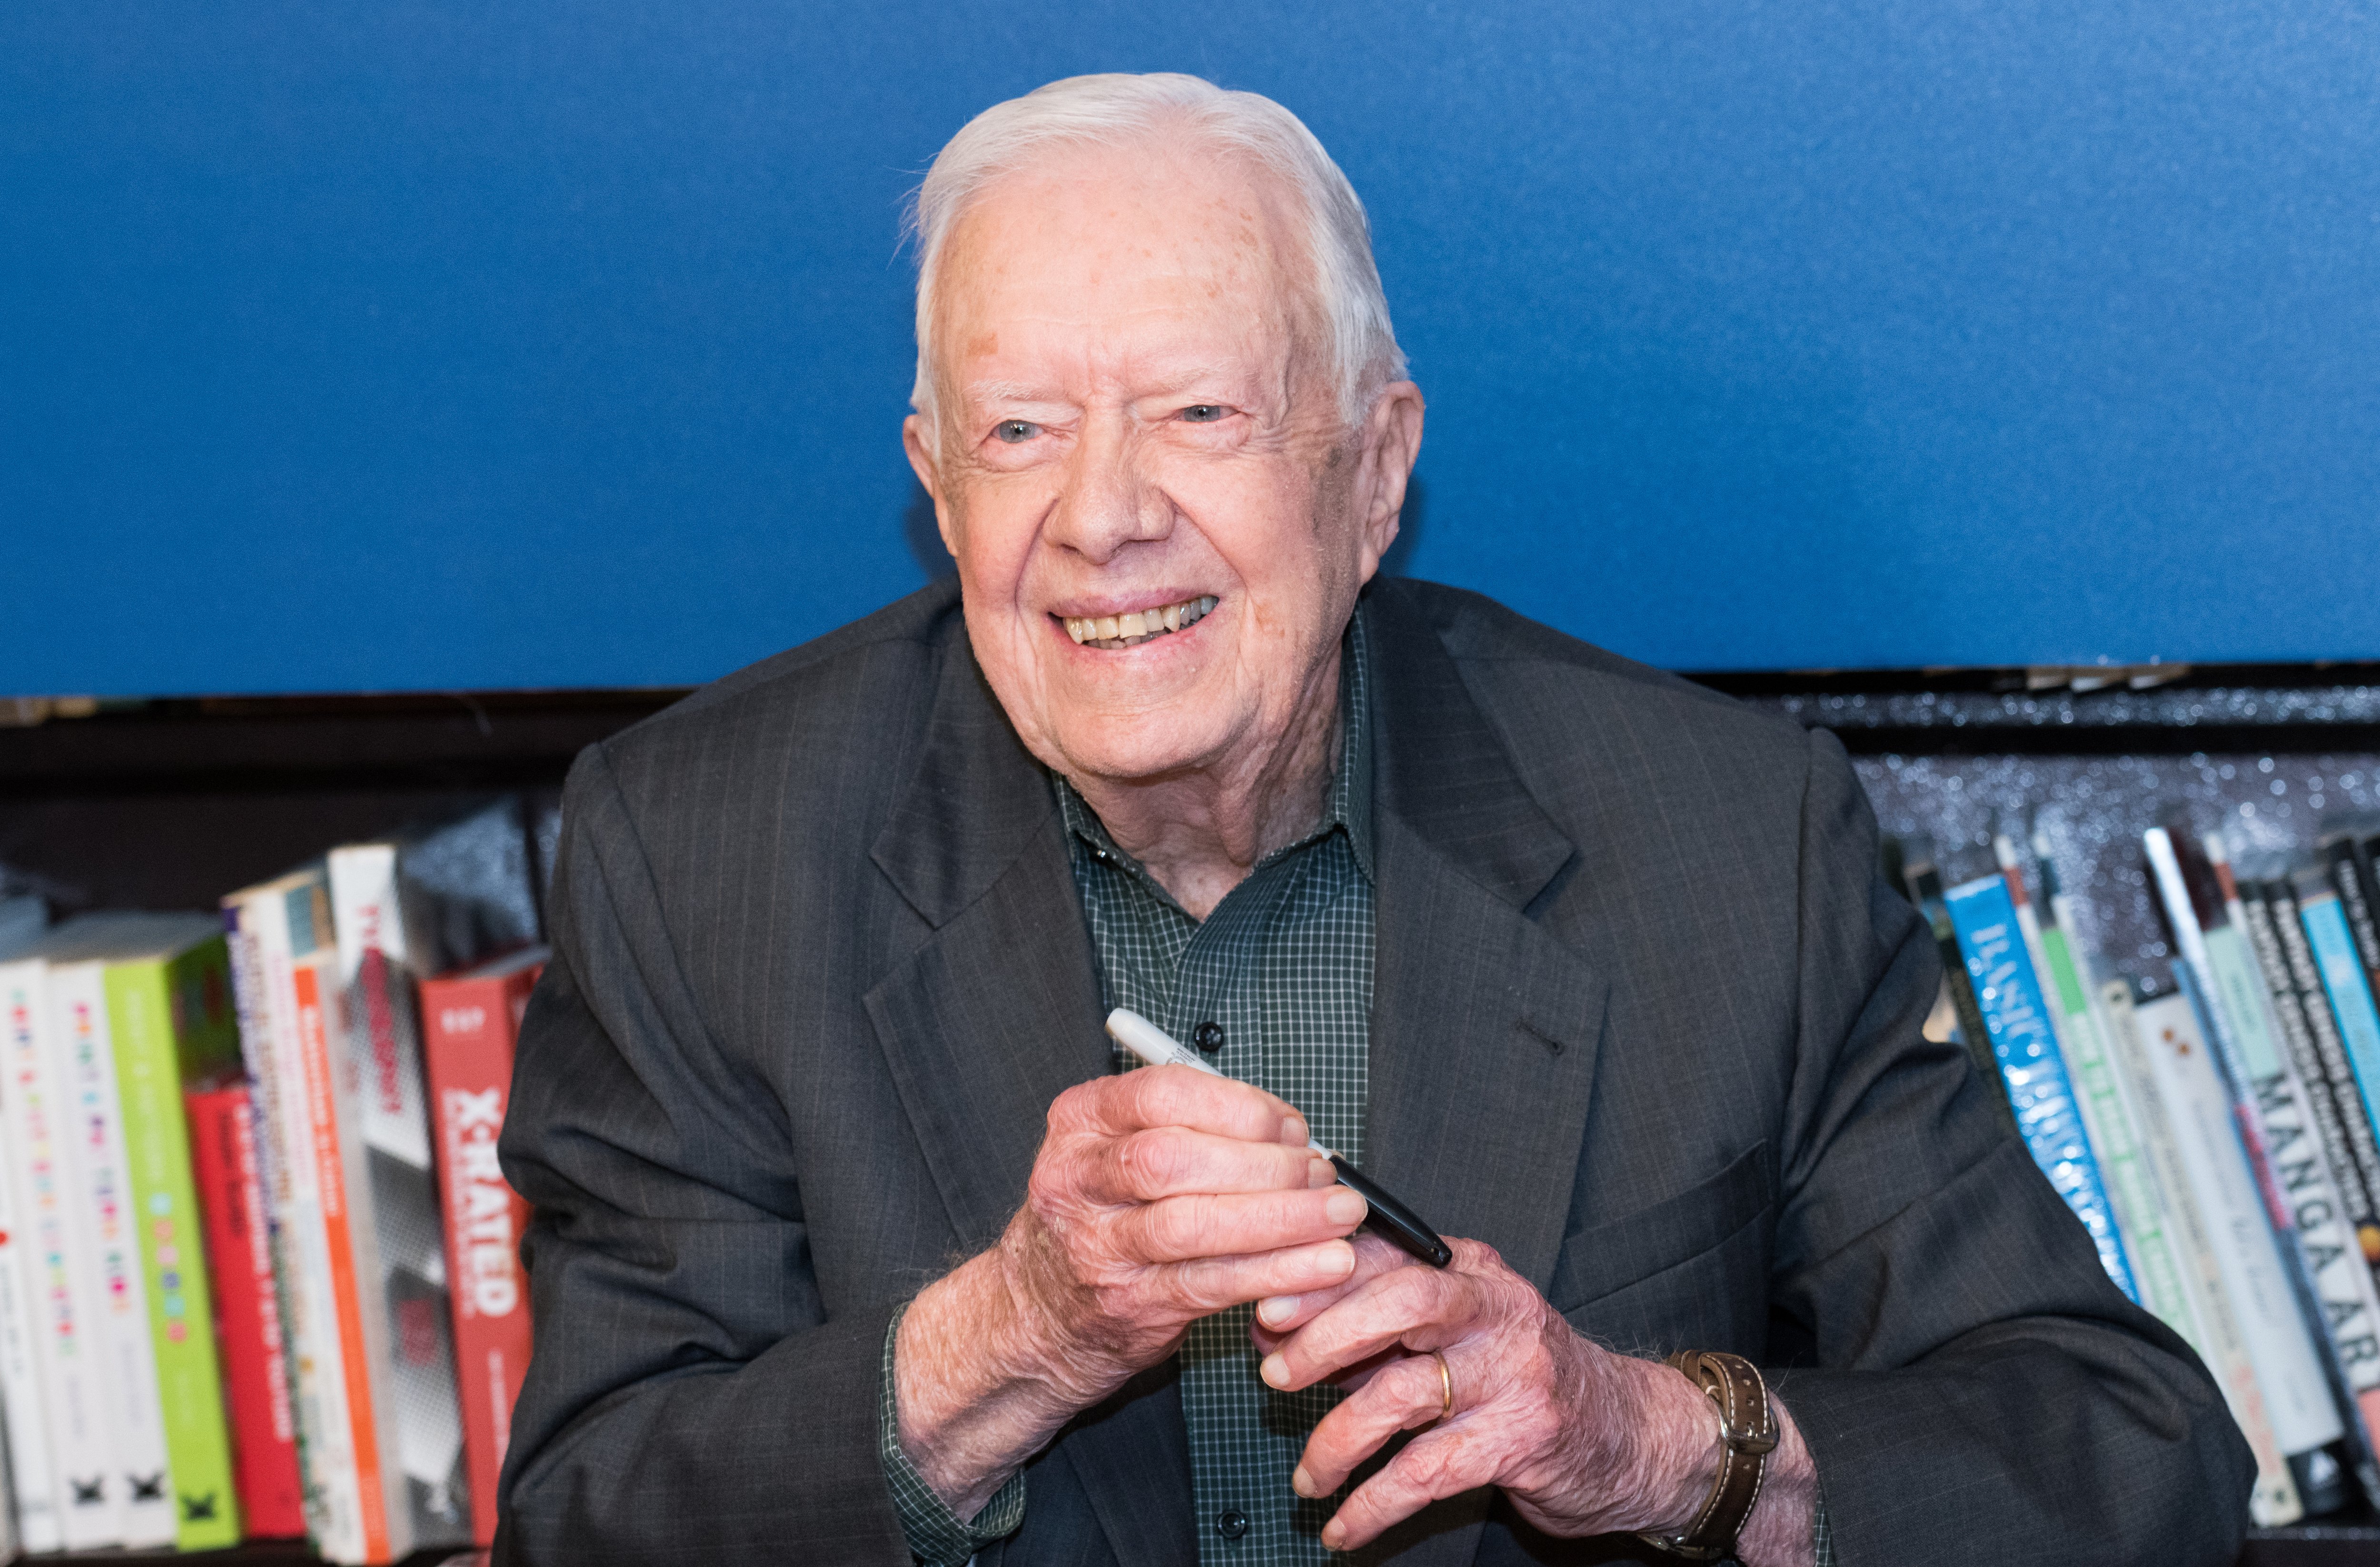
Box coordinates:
[903,139,1424,918]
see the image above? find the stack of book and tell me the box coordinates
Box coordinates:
[0,800,543,1560]
[1904,815,2380,1526]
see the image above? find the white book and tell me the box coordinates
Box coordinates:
[0,1086,52,1554]
[0,944,124,1549]
[44,931,178,1550]
[2104,982,2303,1525]
[226,870,372,1561]
[324,840,474,1555]
[2132,987,2344,1464]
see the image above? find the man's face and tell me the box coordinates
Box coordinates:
[905,142,1417,789]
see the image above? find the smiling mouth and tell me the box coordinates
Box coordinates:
[1060,595,1218,650]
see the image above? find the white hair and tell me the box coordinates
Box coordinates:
[906,72,1407,432]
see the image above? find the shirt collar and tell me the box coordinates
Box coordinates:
[1054,600,1377,891]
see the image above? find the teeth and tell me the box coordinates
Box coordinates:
[1061,595,1217,649]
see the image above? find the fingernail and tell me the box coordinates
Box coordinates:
[1282,1115,1309,1146]
[1307,1155,1336,1188]
[1291,1466,1315,1498]
[1261,1352,1291,1388]
[1321,1521,1345,1549]
[1325,1190,1368,1226]
[1259,1295,1298,1326]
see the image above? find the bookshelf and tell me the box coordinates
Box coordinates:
[6,666,2380,1561]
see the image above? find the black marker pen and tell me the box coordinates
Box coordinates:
[1104,1007,1452,1269]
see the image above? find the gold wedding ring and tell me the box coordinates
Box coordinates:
[1431,1349,1454,1422]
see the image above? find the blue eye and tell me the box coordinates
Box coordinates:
[994,420,1039,444]
[1180,405,1225,423]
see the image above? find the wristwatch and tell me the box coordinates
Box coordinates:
[1635,1350,1778,1563]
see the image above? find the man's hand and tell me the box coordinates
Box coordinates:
[1251,1235,1817,1564]
[895,1065,1370,1515]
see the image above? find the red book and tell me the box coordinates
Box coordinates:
[421,946,545,1547]
[184,1083,307,1538]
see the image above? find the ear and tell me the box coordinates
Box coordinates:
[1352,381,1426,582]
[903,414,961,558]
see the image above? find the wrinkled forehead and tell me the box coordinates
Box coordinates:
[929,139,1326,397]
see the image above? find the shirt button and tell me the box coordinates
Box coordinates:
[1216,1509,1249,1539]
[1193,1021,1226,1053]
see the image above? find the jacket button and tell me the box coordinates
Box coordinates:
[1193,1021,1226,1053]
[1216,1509,1249,1539]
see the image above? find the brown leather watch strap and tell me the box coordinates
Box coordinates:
[1636,1350,1778,1563]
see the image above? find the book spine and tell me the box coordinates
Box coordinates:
[0,1080,62,1553]
[100,952,241,1549]
[2117,986,2306,1524]
[184,1084,307,1537]
[2327,835,2380,987]
[230,886,371,1562]
[327,842,472,1553]
[293,955,396,1563]
[46,960,176,1549]
[1941,874,2137,1295]
[422,970,538,1546]
[2250,878,2380,1275]
[1904,860,2014,1132]
[2299,886,2380,1213]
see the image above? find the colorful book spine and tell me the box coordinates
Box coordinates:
[0,1085,60,1553]
[421,952,544,1547]
[185,1083,307,1537]
[2104,981,2304,1524]
[2298,870,2380,1193]
[0,952,123,1549]
[45,953,178,1549]
[1942,873,2136,1296]
[2020,835,2196,1337]
[226,871,373,1560]
[1902,850,2014,1133]
[99,932,244,1548]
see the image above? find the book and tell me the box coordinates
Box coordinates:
[225,867,374,1559]
[2146,828,2380,1499]
[1941,873,2136,1295]
[2297,867,2380,1210]
[185,1083,307,1537]
[420,945,545,1546]
[94,915,246,1548]
[2103,982,2302,1523]
[0,916,56,1555]
[0,937,123,1549]
[2157,968,2350,1513]
[41,918,181,1549]
[2021,833,2196,1335]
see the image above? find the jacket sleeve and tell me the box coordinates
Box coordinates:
[1763,727,2256,1565]
[493,742,911,1566]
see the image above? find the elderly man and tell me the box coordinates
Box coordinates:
[495,73,2251,1566]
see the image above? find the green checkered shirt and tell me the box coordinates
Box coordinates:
[876,605,1833,1567]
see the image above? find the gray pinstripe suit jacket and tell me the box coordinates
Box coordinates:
[494,576,2253,1566]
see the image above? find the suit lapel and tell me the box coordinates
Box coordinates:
[864,626,1197,1565]
[1352,584,1611,1567]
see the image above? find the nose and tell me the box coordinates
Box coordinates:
[1042,410,1172,565]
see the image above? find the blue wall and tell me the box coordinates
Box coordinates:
[5,1,2377,695]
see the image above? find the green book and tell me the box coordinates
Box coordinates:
[102,917,245,1550]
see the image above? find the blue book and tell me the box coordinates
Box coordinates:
[1944,873,2139,1299]
[2296,867,2380,1150]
